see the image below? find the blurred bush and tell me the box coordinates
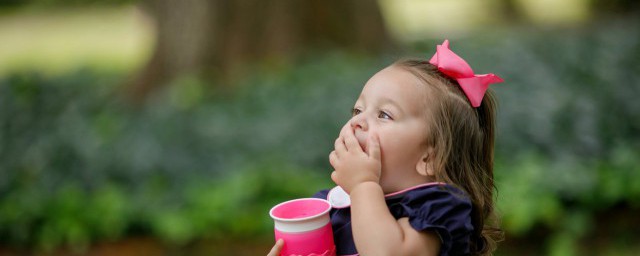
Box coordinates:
[0,54,372,251]
[0,16,639,255]
[474,17,640,254]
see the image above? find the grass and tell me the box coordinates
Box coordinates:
[0,5,153,76]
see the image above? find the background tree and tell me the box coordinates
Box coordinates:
[591,0,640,15]
[128,0,394,101]
[497,0,523,23]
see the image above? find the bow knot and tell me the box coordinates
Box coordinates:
[428,40,503,107]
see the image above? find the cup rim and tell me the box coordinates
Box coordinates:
[269,198,331,222]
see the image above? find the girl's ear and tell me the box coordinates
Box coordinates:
[416,147,436,177]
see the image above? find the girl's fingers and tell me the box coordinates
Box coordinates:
[339,123,351,137]
[334,137,346,153]
[342,126,361,152]
[368,133,381,160]
[338,123,352,149]
[329,150,339,167]
[267,239,284,256]
[331,171,339,185]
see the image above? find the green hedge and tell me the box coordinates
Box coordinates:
[0,54,371,250]
[1,16,639,254]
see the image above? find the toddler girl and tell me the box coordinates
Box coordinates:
[268,40,503,256]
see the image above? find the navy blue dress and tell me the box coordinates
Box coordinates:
[313,183,475,256]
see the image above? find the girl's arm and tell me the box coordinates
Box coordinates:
[350,181,440,256]
[330,124,440,255]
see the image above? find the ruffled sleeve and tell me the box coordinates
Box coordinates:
[312,189,329,200]
[390,184,474,256]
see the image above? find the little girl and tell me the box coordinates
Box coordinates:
[268,40,503,256]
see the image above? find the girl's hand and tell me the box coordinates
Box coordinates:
[267,239,284,256]
[329,123,381,193]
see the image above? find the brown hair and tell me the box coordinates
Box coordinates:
[393,59,504,255]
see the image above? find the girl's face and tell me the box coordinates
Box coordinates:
[349,66,433,193]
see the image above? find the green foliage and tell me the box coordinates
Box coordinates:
[150,160,333,244]
[1,17,640,255]
[485,17,640,254]
[0,53,371,251]
[0,182,131,251]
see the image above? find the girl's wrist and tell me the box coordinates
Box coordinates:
[350,181,383,198]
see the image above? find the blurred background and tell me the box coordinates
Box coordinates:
[0,0,639,255]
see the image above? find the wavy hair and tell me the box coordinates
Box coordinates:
[393,59,504,255]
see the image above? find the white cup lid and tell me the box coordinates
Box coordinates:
[327,186,351,208]
[269,198,331,233]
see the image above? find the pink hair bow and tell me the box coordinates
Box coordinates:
[429,40,504,107]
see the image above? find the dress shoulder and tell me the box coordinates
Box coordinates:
[392,184,474,255]
[312,189,330,199]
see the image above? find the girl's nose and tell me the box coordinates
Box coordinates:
[350,113,368,131]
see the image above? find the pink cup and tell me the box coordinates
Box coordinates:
[269,198,335,256]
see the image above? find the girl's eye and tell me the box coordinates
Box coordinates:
[378,111,392,120]
[352,108,362,116]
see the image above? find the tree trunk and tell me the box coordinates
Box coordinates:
[591,0,640,16]
[497,0,522,22]
[127,0,394,102]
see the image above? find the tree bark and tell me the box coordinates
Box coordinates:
[127,0,394,102]
[497,0,522,23]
